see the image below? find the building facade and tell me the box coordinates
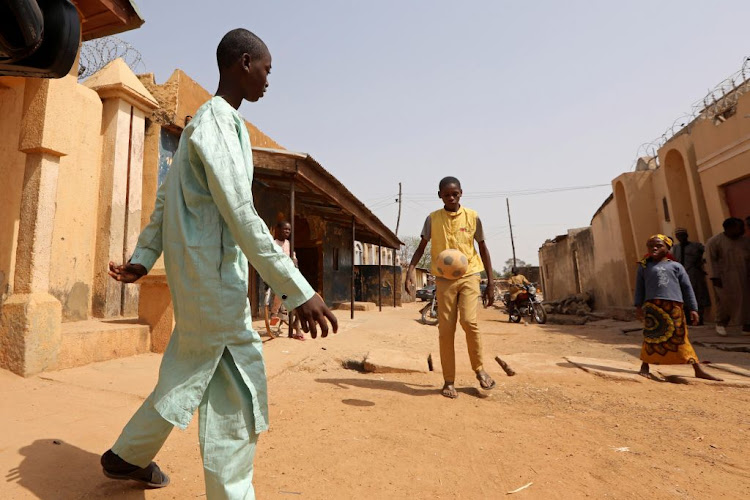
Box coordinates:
[540,63,750,314]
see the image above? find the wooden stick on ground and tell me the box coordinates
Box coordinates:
[495,356,516,376]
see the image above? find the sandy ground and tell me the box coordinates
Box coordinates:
[2,302,750,499]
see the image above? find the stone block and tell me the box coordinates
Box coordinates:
[334,301,375,312]
[0,293,62,376]
[52,318,150,370]
[363,349,429,373]
[138,271,174,353]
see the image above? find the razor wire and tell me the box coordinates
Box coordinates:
[632,56,750,170]
[78,36,145,81]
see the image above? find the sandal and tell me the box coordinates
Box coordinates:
[476,371,496,390]
[101,450,170,489]
[441,383,458,399]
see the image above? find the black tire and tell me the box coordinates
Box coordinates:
[509,310,522,323]
[531,303,547,324]
[421,305,439,326]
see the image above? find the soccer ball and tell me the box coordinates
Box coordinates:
[435,249,469,279]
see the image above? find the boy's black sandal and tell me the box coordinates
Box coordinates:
[101,449,170,488]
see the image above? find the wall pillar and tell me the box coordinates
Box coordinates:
[137,270,173,353]
[0,153,63,376]
[86,60,157,318]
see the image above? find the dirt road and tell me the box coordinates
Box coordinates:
[2,303,749,499]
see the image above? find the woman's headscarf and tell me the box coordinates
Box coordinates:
[638,234,674,267]
[648,234,673,248]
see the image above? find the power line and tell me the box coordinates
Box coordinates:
[402,182,610,200]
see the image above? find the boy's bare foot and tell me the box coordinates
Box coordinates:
[693,364,723,381]
[441,382,458,399]
[637,362,661,381]
[476,370,496,390]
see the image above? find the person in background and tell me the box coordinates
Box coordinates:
[706,217,750,336]
[634,234,721,381]
[269,220,303,340]
[672,228,711,325]
[507,267,531,312]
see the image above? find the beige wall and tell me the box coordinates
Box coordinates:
[539,235,575,301]
[680,88,750,233]
[0,74,104,321]
[47,78,104,321]
[590,198,632,309]
[0,79,27,305]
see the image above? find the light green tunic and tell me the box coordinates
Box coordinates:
[130,96,314,433]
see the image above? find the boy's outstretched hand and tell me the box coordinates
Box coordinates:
[295,294,338,339]
[109,261,147,283]
[483,281,494,307]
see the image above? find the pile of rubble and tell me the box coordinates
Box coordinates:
[543,292,593,316]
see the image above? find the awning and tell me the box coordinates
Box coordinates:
[252,147,402,249]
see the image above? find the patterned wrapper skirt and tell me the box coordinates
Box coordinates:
[641,299,699,365]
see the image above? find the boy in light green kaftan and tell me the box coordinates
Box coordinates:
[100,29,338,499]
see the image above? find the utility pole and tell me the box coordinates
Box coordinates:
[395,182,402,236]
[506,198,517,268]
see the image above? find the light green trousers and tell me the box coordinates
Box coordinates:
[111,349,259,499]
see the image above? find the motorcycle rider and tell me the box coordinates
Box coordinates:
[507,267,531,313]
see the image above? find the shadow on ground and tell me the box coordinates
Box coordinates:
[7,439,147,499]
[315,377,487,399]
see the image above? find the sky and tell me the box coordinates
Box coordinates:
[117,0,750,269]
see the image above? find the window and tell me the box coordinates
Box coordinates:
[354,242,363,265]
[662,197,671,222]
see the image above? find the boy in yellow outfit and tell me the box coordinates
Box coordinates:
[406,176,496,398]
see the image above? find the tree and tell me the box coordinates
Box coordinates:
[400,236,431,269]
[480,269,503,279]
[501,258,529,277]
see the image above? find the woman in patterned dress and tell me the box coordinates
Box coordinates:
[634,234,722,381]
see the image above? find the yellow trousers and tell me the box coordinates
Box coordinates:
[436,274,484,382]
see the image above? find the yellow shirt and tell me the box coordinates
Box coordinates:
[426,206,484,278]
[508,274,531,300]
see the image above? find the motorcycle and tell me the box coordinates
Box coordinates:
[420,289,438,325]
[503,283,547,324]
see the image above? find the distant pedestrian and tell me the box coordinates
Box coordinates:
[672,228,711,324]
[634,234,721,381]
[269,220,303,339]
[706,217,750,335]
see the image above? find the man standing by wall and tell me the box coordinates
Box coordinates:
[673,228,711,325]
[706,218,750,336]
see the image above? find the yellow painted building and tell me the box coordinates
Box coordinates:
[540,62,750,315]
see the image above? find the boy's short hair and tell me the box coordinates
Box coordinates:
[216,29,268,71]
[723,217,744,230]
[438,176,461,191]
[276,220,291,228]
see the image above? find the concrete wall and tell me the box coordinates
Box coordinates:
[0,79,27,306]
[0,74,105,321]
[322,222,354,306]
[540,77,750,317]
[539,235,576,301]
[590,197,632,309]
[355,265,402,306]
[539,228,595,303]
[47,78,103,321]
